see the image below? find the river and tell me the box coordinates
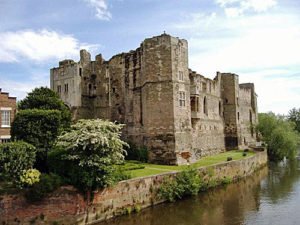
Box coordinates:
[98,159,300,225]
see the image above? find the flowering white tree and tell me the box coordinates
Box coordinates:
[56,119,128,191]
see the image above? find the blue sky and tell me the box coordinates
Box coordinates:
[0,0,299,114]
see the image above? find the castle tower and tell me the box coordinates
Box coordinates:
[140,34,190,164]
[220,73,240,149]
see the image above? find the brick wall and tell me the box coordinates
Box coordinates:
[0,89,16,142]
[0,151,267,225]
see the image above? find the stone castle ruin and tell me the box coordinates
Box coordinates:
[50,33,258,165]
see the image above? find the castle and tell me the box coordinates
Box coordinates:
[50,33,258,165]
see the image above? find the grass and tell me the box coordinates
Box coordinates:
[124,150,255,178]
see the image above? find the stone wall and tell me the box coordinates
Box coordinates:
[50,33,259,165]
[0,151,267,225]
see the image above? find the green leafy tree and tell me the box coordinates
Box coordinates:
[256,112,299,161]
[55,119,128,193]
[288,108,300,133]
[11,109,62,171]
[18,87,71,128]
[0,141,36,185]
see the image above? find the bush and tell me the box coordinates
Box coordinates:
[25,173,62,202]
[125,142,148,162]
[49,146,132,191]
[0,141,36,185]
[11,109,62,171]
[20,169,41,187]
[18,87,71,129]
[158,167,202,202]
[56,119,128,192]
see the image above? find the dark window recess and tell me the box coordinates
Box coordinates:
[113,87,116,93]
[203,96,208,115]
[79,68,82,76]
[64,84,68,93]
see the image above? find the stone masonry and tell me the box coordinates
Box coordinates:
[50,33,258,165]
[0,89,16,143]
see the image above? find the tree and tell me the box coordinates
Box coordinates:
[256,112,299,161]
[18,87,71,128]
[11,109,62,171]
[0,141,36,185]
[55,119,128,193]
[288,108,300,133]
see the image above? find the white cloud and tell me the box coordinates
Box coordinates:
[0,72,49,101]
[216,0,277,17]
[240,70,300,114]
[84,0,111,20]
[0,29,99,63]
[172,10,300,114]
[224,7,243,18]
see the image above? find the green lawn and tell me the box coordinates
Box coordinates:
[124,150,255,178]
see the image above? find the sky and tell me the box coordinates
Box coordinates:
[0,0,299,114]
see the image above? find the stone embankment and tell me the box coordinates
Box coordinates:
[0,150,267,225]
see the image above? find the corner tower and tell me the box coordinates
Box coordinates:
[140,34,190,164]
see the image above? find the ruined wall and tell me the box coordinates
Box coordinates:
[0,151,267,225]
[50,59,81,110]
[238,84,258,147]
[50,33,259,165]
[221,73,240,149]
[189,72,226,160]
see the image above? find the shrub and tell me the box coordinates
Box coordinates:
[0,141,36,185]
[158,167,202,202]
[227,157,233,161]
[20,169,41,186]
[18,87,71,129]
[25,173,62,202]
[11,109,62,171]
[125,143,148,162]
[55,119,128,193]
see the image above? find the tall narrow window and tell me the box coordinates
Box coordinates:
[203,96,208,115]
[57,85,61,93]
[237,112,240,120]
[64,83,68,93]
[79,68,82,76]
[191,96,199,112]
[250,110,254,137]
[179,91,186,107]
[219,101,222,116]
[1,110,11,127]
[178,71,184,81]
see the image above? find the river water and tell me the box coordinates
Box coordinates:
[99,159,300,225]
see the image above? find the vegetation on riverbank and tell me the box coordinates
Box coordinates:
[257,112,299,161]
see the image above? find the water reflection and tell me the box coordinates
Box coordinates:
[99,160,300,225]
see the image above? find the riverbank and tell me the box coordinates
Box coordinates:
[0,150,267,225]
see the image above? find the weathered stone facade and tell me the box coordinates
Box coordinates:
[0,89,16,143]
[50,33,258,165]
